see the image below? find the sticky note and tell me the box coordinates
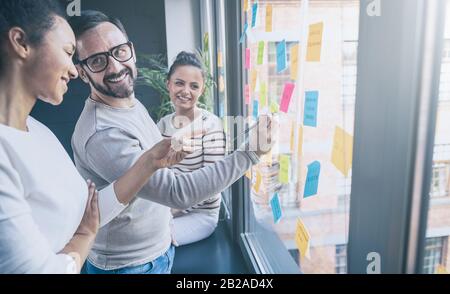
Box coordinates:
[219,75,225,93]
[304,91,319,127]
[245,48,251,69]
[290,121,295,153]
[250,69,258,92]
[240,23,248,43]
[298,126,303,157]
[270,100,279,113]
[304,161,320,198]
[257,41,265,65]
[280,83,295,113]
[253,99,259,119]
[260,83,267,107]
[276,40,287,73]
[251,3,258,28]
[265,4,273,32]
[245,84,250,105]
[295,218,311,259]
[245,169,252,179]
[244,0,249,12]
[436,265,449,274]
[306,22,324,62]
[270,193,282,224]
[290,44,299,80]
[331,126,354,177]
[218,51,223,68]
[279,155,290,184]
[254,170,262,193]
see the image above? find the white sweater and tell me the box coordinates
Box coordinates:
[0,117,125,273]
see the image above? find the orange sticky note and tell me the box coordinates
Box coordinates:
[295,218,311,259]
[250,69,258,92]
[298,125,303,158]
[218,51,223,68]
[331,126,353,177]
[245,169,252,179]
[306,22,324,62]
[265,4,273,32]
[244,0,249,12]
[290,44,299,80]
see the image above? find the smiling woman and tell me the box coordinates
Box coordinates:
[0,0,187,274]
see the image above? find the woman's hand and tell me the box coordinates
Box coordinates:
[75,180,99,237]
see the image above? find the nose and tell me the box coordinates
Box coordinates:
[105,56,125,74]
[68,61,78,79]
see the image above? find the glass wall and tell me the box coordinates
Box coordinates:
[240,0,359,273]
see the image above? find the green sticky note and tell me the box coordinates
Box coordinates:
[279,155,290,184]
[260,83,267,107]
[257,41,265,65]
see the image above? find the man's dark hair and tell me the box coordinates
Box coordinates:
[0,0,65,72]
[68,10,128,62]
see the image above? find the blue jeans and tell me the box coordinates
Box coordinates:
[83,245,175,274]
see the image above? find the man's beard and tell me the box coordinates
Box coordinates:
[87,68,136,99]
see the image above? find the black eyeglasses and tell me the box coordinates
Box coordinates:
[77,42,134,73]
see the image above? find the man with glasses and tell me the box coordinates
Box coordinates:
[69,10,272,274]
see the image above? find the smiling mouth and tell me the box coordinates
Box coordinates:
[177,95,191,102]
[107,71,129,83]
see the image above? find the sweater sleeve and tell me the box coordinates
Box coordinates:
[0,147,77,274]
[85,127,259,210]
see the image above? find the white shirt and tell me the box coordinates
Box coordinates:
[0,117,125,273]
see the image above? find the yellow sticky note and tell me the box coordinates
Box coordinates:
[290,121,295,153]
[250,69,258,92]
[254,171,262,193]
[279,155,290,184]
[306,22,324,62]
[331,126,353,177]
[244,0,249,11]
[265,4,273,32]
[270,100,279,113]
[218,51,223,68]
[260,83,267,107]
[245,169,252,179]
[295,218,311,259]
[290,44,299,80]
[436,265,449,274]
[298,125,303,158]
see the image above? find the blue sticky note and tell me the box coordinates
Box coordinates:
[304,91,319,127]
[240,23,248,43]
[253,99,259,119]
[251,3,258,28]
[304,161,320,198]
[276,40,287,73]
[270,193,282,224]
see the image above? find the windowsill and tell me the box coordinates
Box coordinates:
[171,219,250,274]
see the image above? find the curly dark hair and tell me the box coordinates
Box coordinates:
[0,0,65,71]
[167,51,206,81]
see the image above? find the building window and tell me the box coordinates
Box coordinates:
[430,164,449,198]
[335,244,347,274]
[423,237,447,274]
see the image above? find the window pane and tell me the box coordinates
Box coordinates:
[423,0,450,275]
[242,0,359,273]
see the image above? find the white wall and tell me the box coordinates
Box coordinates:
[164,0,202,64]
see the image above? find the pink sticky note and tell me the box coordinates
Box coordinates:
[245,84,250,105]
[280,83,295,113]
[245,48,251,70]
